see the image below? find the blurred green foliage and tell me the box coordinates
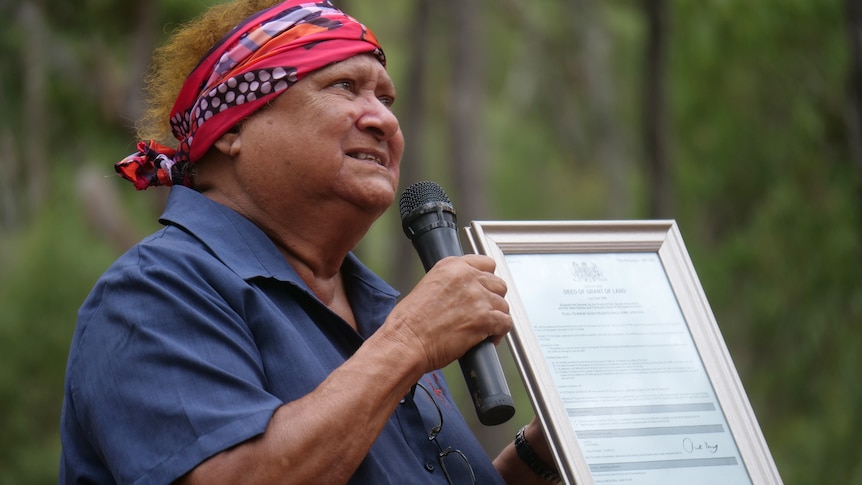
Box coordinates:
[0,170,114,483]
[1,0,860,483]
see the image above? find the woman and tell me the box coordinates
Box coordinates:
[60,1,560,483]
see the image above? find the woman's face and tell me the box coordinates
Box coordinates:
[219,54,404,223]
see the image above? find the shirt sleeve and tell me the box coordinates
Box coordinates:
[66,248,283,485]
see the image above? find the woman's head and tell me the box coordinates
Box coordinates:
[204,52,403,226]
[118,0,386,190]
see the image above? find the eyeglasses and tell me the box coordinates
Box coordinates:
[414,382,477,485]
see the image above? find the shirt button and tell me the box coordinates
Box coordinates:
[424,461,435,472]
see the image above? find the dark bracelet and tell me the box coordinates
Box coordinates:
[514,425,561,483]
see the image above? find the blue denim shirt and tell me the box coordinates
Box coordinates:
[60,186,504,485]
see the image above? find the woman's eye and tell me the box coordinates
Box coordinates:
[332,80,353,91]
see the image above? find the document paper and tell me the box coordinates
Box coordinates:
[505,252,751,484]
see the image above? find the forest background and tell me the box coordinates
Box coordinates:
[1,0,860,483]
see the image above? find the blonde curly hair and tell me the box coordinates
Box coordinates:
[136,0,283,146]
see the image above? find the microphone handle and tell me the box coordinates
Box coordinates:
[410,220,515,426]
[460,338,516,426]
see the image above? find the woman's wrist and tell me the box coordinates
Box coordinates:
[514,425,561,483]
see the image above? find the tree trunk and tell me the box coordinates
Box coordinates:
[391,0,433,295]
[643,0,672,219]
[448,0,489,224]
[569,0,630,218]
[20,2,48,221]
[124,0,158,126]
[845,0,862,251]
[0,110,20,230]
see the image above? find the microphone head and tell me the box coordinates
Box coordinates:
[398,181,452,220]
[399,181,457,240]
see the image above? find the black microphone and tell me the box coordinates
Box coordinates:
[399,181,515,426]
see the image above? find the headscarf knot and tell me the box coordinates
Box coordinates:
[115,140,179,190]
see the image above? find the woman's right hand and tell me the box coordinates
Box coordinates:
[383,254,513,373]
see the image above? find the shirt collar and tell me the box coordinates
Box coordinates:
[157,186,398,301]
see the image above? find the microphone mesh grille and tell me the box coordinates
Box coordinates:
[398,181,452,220]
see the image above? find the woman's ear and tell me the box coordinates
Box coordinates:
[213,125,242,157]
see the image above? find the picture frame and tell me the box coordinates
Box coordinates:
[466,220,782,485]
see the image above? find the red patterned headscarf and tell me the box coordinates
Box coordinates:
[116,0,385,190]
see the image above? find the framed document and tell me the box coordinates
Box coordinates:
[466,221,781,485]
